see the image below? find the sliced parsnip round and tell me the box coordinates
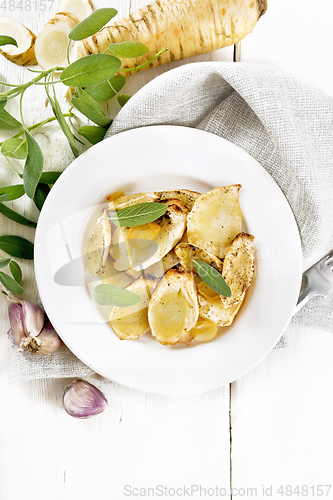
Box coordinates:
[174,243,223,273]
[190,316,217,342]
[156,189,200,211]
[220,232,255,307]
[0,16,37,65]
[198,295,242,327]
[109,276,157,340]
[35,12,79,70]
[148,270,199,346]
[100,256,133,289]
[198,233,255,326]
[108,192,160,211]
[110,200,188,271]
[187,185,242,259]
[86,208,112,277]
[125,249,179,280]
[58,0,93,22]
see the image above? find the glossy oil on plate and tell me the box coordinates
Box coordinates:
[34,125,302,395]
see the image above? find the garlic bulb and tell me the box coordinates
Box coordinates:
[7,301,62,355]
[63,380,108,418]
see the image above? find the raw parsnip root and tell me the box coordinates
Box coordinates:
[71,0,267,73]
[35,12,79,70]
[58,0,94,22]
[0,16,37,65]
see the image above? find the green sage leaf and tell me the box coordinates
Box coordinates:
[39,171,62,185]
[0,99,7,109]
[9,260,22,284]
[0,193,7,202]
[192,260,232,298]
[0,235,34,259]
[34,183,50,211]
[0,35,18,47]
[0,108,22,131]
[48,88,79,158]
[110,202,168,227]
[0,184,25,201]
[107,42,148,58]
[23,130,44,199]
[85,74,125,102]
[0,203,37,228]
[94,283,141,307]
[78,125,107,144]
[68,8,117,41]
[0,257,11,269]
[0,271,23,294]
[72,88,112,127]
[1,137,27,159]
[60,54,121,87]
[117,94,130,107]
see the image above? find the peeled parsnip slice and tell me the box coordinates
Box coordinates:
[58,0,94,22]
[148,270,199,346]
[0,16,37,65]
[109,276,157,340]
[190,316,217,342]
[35,12,79,70]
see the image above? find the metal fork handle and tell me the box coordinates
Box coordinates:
[294,285,316,315]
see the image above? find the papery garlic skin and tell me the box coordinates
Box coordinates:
[7,328,23,351]
[34,320,62,355]
[22,301,44,338]
[8,302,26,348]
[63,380,108,418]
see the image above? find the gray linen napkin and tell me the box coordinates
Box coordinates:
[9,62,333,383]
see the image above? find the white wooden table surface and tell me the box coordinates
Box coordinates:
[1,1,333,499]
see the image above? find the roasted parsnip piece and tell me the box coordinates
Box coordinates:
[148,270,199,346]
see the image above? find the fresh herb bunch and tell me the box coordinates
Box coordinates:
[0,8,167,296]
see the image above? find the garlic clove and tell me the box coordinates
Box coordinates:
[36,320,62,355]
[8,302,26,347]
[22,301,44,338]
[20,320,62,355]
[7,328,24,351]
[63,380,108,418]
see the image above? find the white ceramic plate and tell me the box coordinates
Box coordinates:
[35,125,302,395]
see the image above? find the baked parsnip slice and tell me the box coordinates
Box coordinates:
[87,208,112,277]
[190,316,217,342]
[148,269,199,346]
[156,189,200,211]
[110,201,187,271]
[199,233,255,326]
[109,276,157,340]
[187,185,242,259]
[175,243,223,273]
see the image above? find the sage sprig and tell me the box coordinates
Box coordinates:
[110,202,168,227]
[0,235,34,260]
[94,284,141,307]
[192,260,232,298]
[68,8,117,41]
[0,203,37,228]
[0,271,23,294]
[0,256,23,294]
[0,7,163,292]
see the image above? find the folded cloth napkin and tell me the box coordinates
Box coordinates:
[9,61,333,384]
